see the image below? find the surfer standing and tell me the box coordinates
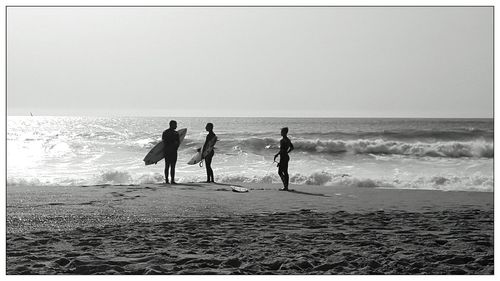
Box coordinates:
[162,120,180,184]
[203,123,217,183]
[274,127,294,191]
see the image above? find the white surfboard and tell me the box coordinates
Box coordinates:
[187,135,217,165]
[143,128,187,165]
[187,148,203,165]
[231,186,249,193]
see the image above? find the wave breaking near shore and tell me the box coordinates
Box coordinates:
[7,169,493,192]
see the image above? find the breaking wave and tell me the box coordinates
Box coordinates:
[215,172,493,192]
[214,138,493,158]
[7,117,493,194]
[304,128,493,141]
[292,139,494,158]
[7,170,493,192]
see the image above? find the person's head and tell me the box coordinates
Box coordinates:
[169,120,177,129]
[205,123,214,132]
[281,127,288,137]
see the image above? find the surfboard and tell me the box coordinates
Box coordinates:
[187,149,203,165]
[187,135,217,165]
[231,186,249,193]
[143,128,187,165]
[202,136,217,158]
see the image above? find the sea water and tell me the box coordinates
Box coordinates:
[7,116,493,192]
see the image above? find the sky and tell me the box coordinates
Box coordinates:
[6,7,493,118]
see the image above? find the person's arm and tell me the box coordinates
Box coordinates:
[175,132,180,149]
[274,139,281,161]
[202,134,210,152]
[288,140,294,153]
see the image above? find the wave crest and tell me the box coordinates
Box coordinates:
[203,137,494,159]
[291,139,493,158]
[216,171,493,191]
[7,171,493,192]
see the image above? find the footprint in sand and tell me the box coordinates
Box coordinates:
[78,201,97,206]
[110,192,125,197]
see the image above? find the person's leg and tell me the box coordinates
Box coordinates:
[205,153,213,182]
[170,153,177,184]
[283,169,289,189]
[209,166,214,182]
[278,165,286,187]
[279,155,289,190]
[164,158,170,183]
[283,155,290,189]
[209,151,215,182]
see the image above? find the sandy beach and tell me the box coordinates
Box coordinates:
[6,3,495,277]
[6,183,494,275]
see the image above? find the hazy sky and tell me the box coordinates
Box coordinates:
[7,7,493,117]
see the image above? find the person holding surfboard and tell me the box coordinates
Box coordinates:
[274,127,294,191]
[203,123,217,183]
[162,120,180,184]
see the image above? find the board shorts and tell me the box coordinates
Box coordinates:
[278,153,289,170]
[205,149,215,160]
[164,152,178,164]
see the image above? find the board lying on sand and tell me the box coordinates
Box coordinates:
[143,128,187,165]
[187,136,218,165]
[231,186,249,193]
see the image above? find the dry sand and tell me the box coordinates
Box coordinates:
[7,183,494,275]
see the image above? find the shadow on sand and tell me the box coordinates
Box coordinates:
[286,189,330,197]
[213,182,244,187]
[179,182,244,188]
[185,182,245,187]
[162,182,327,196]
[175,183,205,188]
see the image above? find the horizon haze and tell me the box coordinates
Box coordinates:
[7,7,493,118]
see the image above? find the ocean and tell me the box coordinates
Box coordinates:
[7,116,493,192]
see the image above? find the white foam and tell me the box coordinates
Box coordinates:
[292,138,494,158]
[6,168,493,192]
[7,117,493,193]
[95,170,132,184]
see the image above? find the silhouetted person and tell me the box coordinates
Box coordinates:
[203,123,217,183]
[274,127,294,191]
[162,120,180,184]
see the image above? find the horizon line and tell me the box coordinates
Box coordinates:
[6,114,494,119]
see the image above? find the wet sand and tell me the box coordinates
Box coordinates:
[7,183,494,274]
